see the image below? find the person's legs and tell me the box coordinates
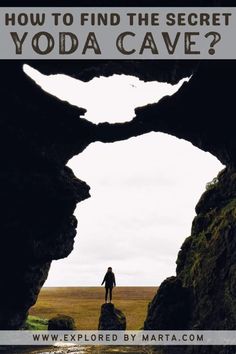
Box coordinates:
[109,287,112,302]
[105,287,109,302]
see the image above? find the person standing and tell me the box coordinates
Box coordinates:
[101,267,116,303]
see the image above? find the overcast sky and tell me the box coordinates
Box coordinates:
[24,65,223,286]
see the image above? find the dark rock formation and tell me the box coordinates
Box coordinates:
[0,56,198,329]
[2,60,236,332]
[177,168,236,331]
[98,303,126,330]
[0,63,91,328]
[144,168,236,353]
[144,277,192,330]
[48,314,76,330]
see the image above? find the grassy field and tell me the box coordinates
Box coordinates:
[29,287,157,330]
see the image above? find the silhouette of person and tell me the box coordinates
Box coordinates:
[101,267,116,303]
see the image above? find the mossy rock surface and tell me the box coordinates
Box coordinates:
[24,315,48,330]
[144,167,236,340]
[48,314,76,330]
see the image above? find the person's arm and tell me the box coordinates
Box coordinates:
[113,273,116,287]
[101,273,106,286]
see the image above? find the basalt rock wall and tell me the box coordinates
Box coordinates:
[144,168,236,354]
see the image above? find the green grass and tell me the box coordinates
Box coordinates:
[25,315,48,330]
[29,287,157,330]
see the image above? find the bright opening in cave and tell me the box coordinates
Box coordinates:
[23,65,223,286]
[23,64,188,123]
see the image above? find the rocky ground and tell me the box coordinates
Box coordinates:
[0,345,158,354]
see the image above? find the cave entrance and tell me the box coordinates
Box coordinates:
[23,65,222,287]
[47,134,222,287]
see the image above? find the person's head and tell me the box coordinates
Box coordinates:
[107,267,112,272]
